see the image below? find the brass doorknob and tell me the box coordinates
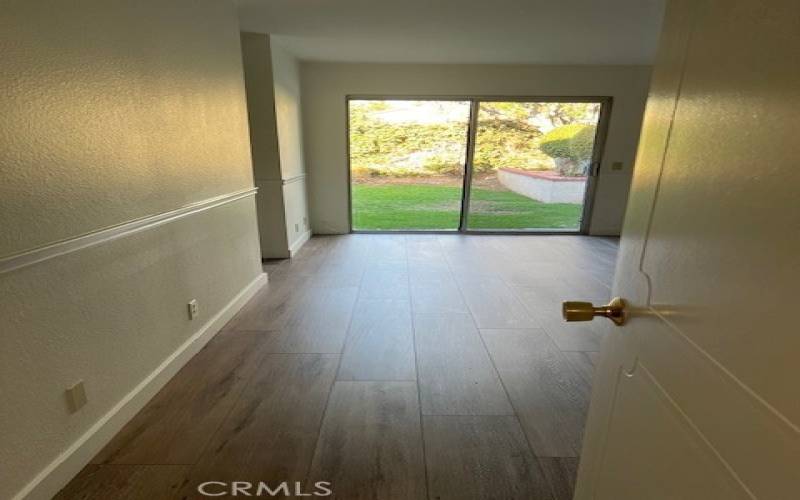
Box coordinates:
[562,297,626,326]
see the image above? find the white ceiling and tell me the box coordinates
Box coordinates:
[237,0,665,65]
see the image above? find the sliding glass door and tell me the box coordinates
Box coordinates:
[464,100,604,231]
[348,97,608,232]
[349,99,470,231]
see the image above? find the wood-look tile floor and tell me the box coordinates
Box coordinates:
[58,234,618,500]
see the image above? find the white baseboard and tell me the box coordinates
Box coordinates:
[15,272,268,500]
[288,230,312,257]
[588,227,622,236]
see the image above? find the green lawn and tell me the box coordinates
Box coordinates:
[352,184,582,230]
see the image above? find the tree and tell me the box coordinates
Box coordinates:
[348,101,601,178]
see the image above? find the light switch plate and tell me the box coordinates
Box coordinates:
[188,299,199,320]
[66,380,87,413]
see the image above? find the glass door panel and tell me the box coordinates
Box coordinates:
[349,99,471,231]
[465,101,603,231]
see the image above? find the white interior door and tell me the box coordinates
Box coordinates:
[575,0,800,498]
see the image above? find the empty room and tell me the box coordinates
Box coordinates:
[2,1,798,500]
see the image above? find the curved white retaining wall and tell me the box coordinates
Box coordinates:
[497,168,587,204]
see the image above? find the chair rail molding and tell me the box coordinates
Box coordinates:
[282,173,307,185]
[0,187,258,275]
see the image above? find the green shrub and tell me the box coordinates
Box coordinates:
[390,167,426,177]
[360,166,427,177]
[540,124,597,162]
[351,166,372,178]
[539,124,578,159]
[423,158,464,176]
[569,125,597,162]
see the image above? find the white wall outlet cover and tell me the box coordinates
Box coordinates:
[188,299,199,320]
[65,381,87,413]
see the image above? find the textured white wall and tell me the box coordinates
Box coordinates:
[241,35,310,257]
[283,178,311,249]
[271,43,311,248]
[0,1,262,498]
[241,34,282,182]
[241,33,290,257]
[0,0,255,257]
[272,43,308,180]
[300,63,651,235]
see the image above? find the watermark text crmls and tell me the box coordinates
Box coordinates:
[197,481,332,497]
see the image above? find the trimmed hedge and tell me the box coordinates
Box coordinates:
[540,124,597,161]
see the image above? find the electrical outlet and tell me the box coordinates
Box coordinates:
[303,216,308,228]
[188,299,199,320]
[611,161,624,171]
[295,223,299,233]
[66,380,87,413]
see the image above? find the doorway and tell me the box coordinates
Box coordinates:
[348,97,610,233]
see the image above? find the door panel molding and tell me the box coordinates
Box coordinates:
[637,313,799,499]
[596,360,753,500]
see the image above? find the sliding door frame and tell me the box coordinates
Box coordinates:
[346,95,613,235]
[458,99,481,232]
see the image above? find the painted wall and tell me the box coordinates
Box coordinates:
[241,34,310,257]
[300,63,651,235]
[241,33,290,257]
[271,42,311,250]
[0,1,263,499]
